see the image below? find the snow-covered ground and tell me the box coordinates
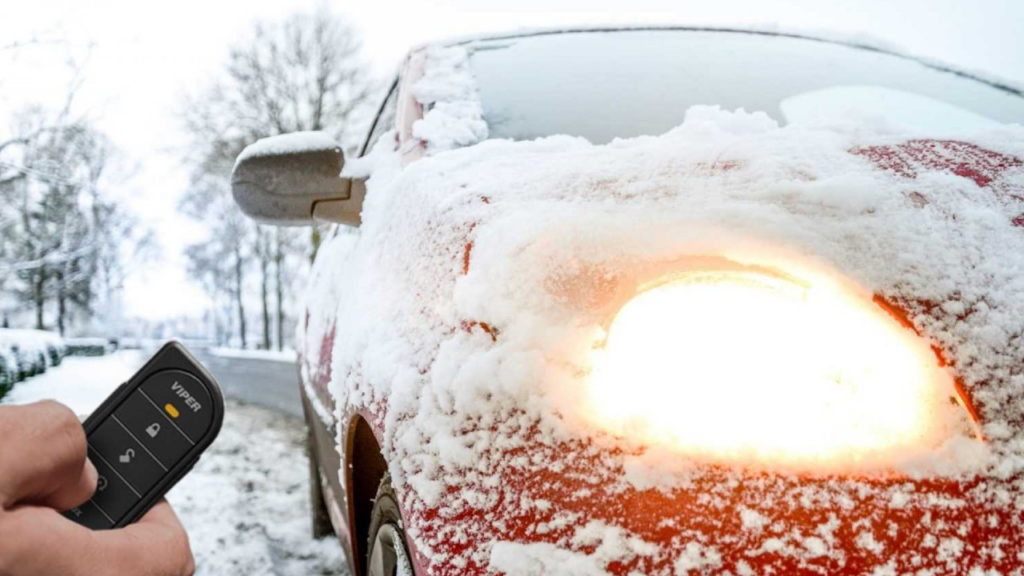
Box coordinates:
[210,346,298,364]
[3,350,140,413]
[2,351,345,575]
[173,400,344,575]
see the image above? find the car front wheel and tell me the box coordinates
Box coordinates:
[366,473,413,576]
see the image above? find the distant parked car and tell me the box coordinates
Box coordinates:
[0,329,67,383]
[0,348,14,395]
[11,345,36,379]
[32,348,47,374]
[45,342,65,367]
[64,337,112,357]
[0,343,19,384]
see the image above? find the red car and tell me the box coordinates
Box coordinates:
[231,28,1024,576]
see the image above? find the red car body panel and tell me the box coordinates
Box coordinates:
[377,140,1020,576]
[295,36,1024,576]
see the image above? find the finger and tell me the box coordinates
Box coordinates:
[0,501,194,576]
[0,401,90,509]
[43,458,98,511]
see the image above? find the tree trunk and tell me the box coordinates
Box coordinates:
[33,271,45,330]
[274,230,285,351]
[56,270,66,336]
[234,246,247,348]
[260,250,271,350]
[214,301,226,346]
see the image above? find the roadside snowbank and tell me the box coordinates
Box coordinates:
[0,328,63,347]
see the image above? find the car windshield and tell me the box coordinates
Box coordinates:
[467,29,1024,144]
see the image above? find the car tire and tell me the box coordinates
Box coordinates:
[366,473,413,576]
[307,429,334,539]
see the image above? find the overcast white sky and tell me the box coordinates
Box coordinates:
[2,0,1022,321]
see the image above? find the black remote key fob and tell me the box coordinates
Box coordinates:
[64,341,224,530]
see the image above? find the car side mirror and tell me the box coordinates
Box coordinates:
[231,131,364,227]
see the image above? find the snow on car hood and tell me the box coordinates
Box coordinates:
[323,106,1024,573]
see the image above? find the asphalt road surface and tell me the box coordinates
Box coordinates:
[192,349,304,419]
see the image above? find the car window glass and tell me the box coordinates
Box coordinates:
[467,31,1024,144]
[332,84,398,239]
[362,83,399,156]
[780,86,1000,131]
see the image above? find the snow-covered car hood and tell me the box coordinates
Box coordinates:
[310,106,1024,574]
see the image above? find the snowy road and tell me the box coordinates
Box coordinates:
[193,348,304,418]
[2,351,346,575]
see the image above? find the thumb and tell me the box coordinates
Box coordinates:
[0,500,194,576]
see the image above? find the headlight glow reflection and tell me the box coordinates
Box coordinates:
[587,268,972,471]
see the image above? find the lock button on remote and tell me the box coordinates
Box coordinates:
[113,391,193,468]
[139,370,214,443]
[89,418,165,495]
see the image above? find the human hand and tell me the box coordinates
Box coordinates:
[0,400,194,575]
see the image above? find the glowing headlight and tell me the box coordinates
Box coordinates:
[587,267,974,471]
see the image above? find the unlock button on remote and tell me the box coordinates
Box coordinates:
[88,447,139,523]
[89,418,165,495]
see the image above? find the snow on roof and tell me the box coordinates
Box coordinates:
[316,104,1024,570]
[423,23,904,55]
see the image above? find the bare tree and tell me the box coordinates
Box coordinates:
[273,227,301,351]
[180,161,252,348]
[255,226,272,349]
[1,111,89,329]
[179,6,374,348]
[0,107,142,334]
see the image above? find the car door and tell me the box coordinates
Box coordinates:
[302,80,400,427]
[297,78,401,555]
